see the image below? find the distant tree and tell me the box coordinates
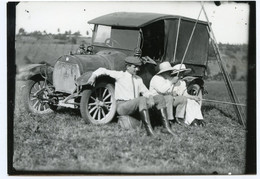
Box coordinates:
[226,44,238,53]
[58,33,67,40]
[218,42,223,51]
[241,55,248,61]
[71,37,77,44]
[73,31,81,37]
[205,66,211,80]
[208,43,216,58]
[239,75,246,81]
[57,28,60,33]
[241,44,248,52]
[18,28,26,35]
[30,30,43,38]
[230,65,237,80]
[213,72,223,81]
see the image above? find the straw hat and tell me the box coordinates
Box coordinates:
[157,62,175,74]
[171,64,191,75]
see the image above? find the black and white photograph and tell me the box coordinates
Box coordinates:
[4,0,257,177]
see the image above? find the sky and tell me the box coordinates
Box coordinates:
[15,1,250,44]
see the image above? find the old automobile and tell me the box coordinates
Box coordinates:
[20,12,210,124]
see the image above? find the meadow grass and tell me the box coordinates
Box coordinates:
[12,81,247,175]
[16,42,79,66]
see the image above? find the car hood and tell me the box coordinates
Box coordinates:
[57,50,127,74]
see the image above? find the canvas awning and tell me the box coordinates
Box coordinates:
[88,12,208,28]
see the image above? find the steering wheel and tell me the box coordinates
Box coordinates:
[104,38,120,47]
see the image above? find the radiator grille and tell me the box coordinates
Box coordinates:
[53,61,81,94]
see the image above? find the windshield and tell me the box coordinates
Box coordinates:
[93,25,139,50]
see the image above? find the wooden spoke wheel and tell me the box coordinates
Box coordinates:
[80,82,116,124]
[23,79,57,114]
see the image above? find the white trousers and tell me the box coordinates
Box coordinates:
[184,99,203,125]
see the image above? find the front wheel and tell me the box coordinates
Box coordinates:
[80,82,116,124]
[23,79,57,114]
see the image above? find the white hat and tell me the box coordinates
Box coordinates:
[171,64,191,75]
[157,62,175,74]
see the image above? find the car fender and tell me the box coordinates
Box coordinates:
[16,64,53,82]
[76,71,94,86]
[76,71,115,89]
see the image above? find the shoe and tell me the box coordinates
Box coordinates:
[190,119,206,127]
[139,109,155,136]
[198,120,206,127]
[172,118,183,125]
[168,120,175,126]
[190,119,198,126]
[160,108,175,136]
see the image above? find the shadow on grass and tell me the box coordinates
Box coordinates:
[54,107,81,116]
[202,104,235,120]
[54,107,120,124]
[201,104,246,126]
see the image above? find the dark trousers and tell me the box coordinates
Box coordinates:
[116,95,166,116]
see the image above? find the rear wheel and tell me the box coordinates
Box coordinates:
[80,82,116,124]
[23,79,57,114]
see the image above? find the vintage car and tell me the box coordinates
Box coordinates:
[20,12,210,124]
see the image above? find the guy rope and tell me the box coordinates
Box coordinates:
[202,99,246,107]
[175,2,246,128]
[201,2,246,127]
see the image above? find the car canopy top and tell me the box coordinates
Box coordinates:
[89,12,210,77]
[88,12,208,28]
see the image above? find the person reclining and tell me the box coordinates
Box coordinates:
[149,62,205,126]
[86,56,175,136]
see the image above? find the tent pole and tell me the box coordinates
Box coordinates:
[180,7,203,66]
[173,17,181,63]
[202,3,246,127]
[176,6,203,77]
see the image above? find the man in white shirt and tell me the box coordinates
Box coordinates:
[87,56,175,136]
[150,62,204,125]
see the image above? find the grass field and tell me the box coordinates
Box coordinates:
[16,42,80,66]
[12,80,247,174]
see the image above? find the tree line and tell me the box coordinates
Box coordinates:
[17,28,90,44]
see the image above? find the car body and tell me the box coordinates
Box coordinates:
[20,12,210,124]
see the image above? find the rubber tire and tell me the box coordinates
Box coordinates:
[23,79,57,114]
[80,82,116,124]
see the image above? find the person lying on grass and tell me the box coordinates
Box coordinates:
[86,56,175,136]
[149,62,206,126]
